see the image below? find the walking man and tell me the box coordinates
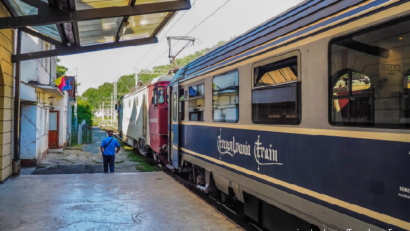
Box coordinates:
[100,130,120,173]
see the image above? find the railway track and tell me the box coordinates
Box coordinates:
[161,165,264,231]
[114,132,263,231]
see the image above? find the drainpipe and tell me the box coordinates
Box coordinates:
[12,29,21,175]
[49,56,51,84]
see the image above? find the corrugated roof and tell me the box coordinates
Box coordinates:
[4,0,190,59]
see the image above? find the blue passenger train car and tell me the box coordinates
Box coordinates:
[167,0,410,230]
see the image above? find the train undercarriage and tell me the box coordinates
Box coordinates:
[123,134,321,231]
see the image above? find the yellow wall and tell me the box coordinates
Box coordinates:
[0,3,14,183]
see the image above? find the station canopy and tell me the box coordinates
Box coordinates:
[0,0,191,62]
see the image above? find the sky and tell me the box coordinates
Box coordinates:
[59,0,303,95]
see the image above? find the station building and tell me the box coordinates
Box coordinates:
[0,2,76,177]
[0,2,14,182]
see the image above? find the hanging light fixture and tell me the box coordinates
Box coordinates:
[48,96,56,107]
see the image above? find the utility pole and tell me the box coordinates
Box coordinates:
[113,82,117,122]
[102,102,104,121]
[111,94,113,126]
[74,67,78,127]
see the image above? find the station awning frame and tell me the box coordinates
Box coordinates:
[1,0,191,62]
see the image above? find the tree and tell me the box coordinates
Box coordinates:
[136,40,227,84]
[56,58,68,77]
[81,41,228,108]
[77,99,93,125]
[82,74,136,109]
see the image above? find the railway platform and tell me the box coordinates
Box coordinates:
[0,172,241,231]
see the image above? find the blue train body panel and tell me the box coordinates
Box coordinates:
[180,124,410,230]
[172,123,179,168]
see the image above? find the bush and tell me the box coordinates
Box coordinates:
[77,99,93,125]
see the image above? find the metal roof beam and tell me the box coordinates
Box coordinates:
[56,24,69,45]
[67,0,80,46]
[115,0,137,42]
[0,0,191,29]
[11,37,158,62]
[72,22,80,46]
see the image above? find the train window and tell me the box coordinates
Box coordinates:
[158,87,165,104]
[213,70,239,123]
[167,87,169,104]
[179,88,185,121]
[173,92,177,122]
[329,17,410,128]
[252,57,300,125]
[189,83,204,98]
[152,88,158,105]
[188,83,205,121]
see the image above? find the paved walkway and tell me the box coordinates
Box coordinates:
[0,172,241,231]
[31,127,149,174]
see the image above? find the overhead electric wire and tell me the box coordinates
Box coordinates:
[118,77,130,90]
[142,0,232,70]
[134,0,198,69]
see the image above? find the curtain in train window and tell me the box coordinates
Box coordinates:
[329,17,410,128]
[213,70,239,122]
[152,88,158,105]
[158,87,165,104]
[252,57,300,125]
[167,86,169,104]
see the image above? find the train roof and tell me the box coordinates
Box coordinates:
[171,0,385,83]
[122,75,173,99]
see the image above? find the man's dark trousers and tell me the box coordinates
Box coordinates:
[103,155,115,173]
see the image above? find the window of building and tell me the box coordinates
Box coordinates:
[188,83,205,121]
[329,17,410,128]
[252,57,300,125]
[213,70,239,122]
[158,87,165,104]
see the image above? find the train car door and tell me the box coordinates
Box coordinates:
[169,83,180,169]
[143,94,147,138]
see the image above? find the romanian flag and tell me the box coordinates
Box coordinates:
[55,75,66,92]
[61,77,74,92]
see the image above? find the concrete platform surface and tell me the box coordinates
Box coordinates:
[0,172,241,231]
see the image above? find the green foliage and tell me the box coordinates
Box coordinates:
[120,139,160,172]
[82,74,135,109]
[81,41,228,109]
[136,40,227,84]
[56,58,68,77]
[137,70,162,84]
[77,99,93,125]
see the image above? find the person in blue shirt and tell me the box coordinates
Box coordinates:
[100,130,121,173]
